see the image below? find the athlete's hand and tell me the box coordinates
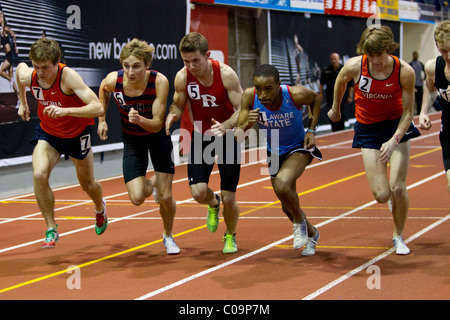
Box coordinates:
[128,108,141,124]
[419,114,432,130]
[210,118,225,137]
[379,138,397,164]
[327,108,341,122]
[43,106,67,118]
[304,132,316,150]
[18,102,30,121]
[97,120,108,140]
[165,113,178,135]
[248,108,260,125]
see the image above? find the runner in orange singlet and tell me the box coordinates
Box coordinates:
[16,38,106,249]
[328,25,420,255]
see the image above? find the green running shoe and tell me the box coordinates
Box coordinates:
[222,233,237,254]
[95,200,108,235]
[42,225,59,249]
[206,194,220,233]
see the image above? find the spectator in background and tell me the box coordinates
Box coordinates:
[410,51,426,115]
[319,52,354,131]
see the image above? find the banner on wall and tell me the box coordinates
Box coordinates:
[377,0,399,20]
[323,0,378,18]
[0,0,187,163]
[269,10,400,127]
[214,0,325,13]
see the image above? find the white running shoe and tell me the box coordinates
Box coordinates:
[393,235,410,255]
[163,234,180,255]
[302,228,320,256]
[293,221,308,249]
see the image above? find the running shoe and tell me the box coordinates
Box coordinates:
[302,228,320,256]
[42,225,59,249]
[95,199,108,235]
[293,221,308,249]
[222,233,237,254]
[163,234,180,255]
[393,235,410,255]
[207,194,220,233]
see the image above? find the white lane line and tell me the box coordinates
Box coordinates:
[302,212,450,300]
[134,171,445,300]
[0,149,361,253]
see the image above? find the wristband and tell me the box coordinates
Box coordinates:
[393,134,400,144]
[307,129,316,135]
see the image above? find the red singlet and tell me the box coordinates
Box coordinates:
[185,59,235,134]
[31,63,94,138]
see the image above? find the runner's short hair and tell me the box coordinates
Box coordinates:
[356,25,399,55]
[254,64,280,83]
[179,32,209,55]
[120,38,154,67]
[29,38,61,65]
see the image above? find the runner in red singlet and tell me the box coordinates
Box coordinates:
[16,38,106,248]
[328,25,420,255]
[166,32,243,254]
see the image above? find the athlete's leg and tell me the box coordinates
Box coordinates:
[361,148,391,203]
[154,171,177,236]
[32,140,61,229]
[388,141,411,238]
[221,190,239,235]
[72,150,104,212]
[126,176,153,206]
[271,152,316,236]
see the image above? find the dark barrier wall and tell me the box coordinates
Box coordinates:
[0,0,187,161]
[269,11,400,127]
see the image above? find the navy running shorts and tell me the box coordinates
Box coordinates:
[267,143,322,178]
[352,117,421,150]
[31,123,92,160]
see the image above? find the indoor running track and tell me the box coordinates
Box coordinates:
[0,112,448,302]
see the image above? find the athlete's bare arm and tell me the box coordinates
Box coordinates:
[97,71,118,140]
[419,59,438,130]
[45,67,103,119]
[210,63,244,136]
[16,62,33,121]
[166,68,188,135]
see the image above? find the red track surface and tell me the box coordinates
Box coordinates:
[0,113,449,303]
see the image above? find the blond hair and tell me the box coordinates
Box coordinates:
[29,38,61,65]
[119,38,154,67]
[356,25,399,55]
[435,20,450,47]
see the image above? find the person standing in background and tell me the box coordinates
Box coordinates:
[410,51,426,115]
[319,52,354,132]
